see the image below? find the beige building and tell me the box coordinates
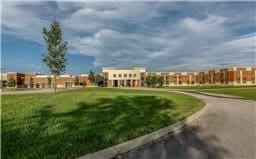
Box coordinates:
[102,67,146,87]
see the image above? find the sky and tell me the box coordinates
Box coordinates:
[1,1,256,75]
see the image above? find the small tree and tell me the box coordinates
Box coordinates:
[145,75,157,87]
[42,19,68,93]
[94,74,104,86]
[74,76,79,86]
[47,77,52,88]
[220,72,225,84]
[7,77,16,87]
[156,76,164,87]
[88,70,95,85]
[29,77,34,88]
[164,75,169,85]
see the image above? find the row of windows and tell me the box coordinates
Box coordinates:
[173,81,195,85]
[113,74,137,78]
[237,78,255,83]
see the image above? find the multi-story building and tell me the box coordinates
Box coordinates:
[1,67,255,88]
[102,67,256,87]
[102,67,146,87]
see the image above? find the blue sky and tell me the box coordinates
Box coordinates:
[1,1,256,74]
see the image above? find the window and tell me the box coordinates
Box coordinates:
[133,74,136,77]
[243,78,246,83]
[124,74,127,77]
[118,74,122,77]
[129,74,132,77]
[113,74,116,77]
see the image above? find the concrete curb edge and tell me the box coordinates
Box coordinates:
[77,102,208,159]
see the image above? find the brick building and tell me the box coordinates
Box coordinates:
[1,73,92,88]
[102,67,256,87]
[1,67,255,88]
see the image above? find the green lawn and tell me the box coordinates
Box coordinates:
[199,87,256,100]
[2,88,204,159]
[165,85,256,100]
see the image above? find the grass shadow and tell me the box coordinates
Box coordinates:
[2,95,181,159]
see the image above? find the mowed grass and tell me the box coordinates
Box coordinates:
[199,87,256,100]
[166,85,256,100]
[2,88,204,159]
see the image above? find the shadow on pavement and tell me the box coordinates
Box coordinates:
[118,124,231,159]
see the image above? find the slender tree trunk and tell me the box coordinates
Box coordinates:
[54,74,57,93]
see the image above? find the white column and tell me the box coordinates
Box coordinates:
[240,70,243,84]
[177,75,179,85]
[164,75,166,86]
[189,74,192,85]
[124,80,127,87]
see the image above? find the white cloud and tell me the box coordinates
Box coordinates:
[2,1,47,43]
[29,63,41,69]
[2,1,255,71]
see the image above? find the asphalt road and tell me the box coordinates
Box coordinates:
[118,92,256,159]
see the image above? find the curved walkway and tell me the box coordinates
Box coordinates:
[118,91,256,159]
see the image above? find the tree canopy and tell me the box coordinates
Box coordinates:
[42,19,68,92]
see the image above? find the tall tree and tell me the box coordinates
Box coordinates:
[42,20,68,93]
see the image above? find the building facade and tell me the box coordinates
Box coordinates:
[102,67,256,87]
[1,67,255,88]
[102,67,146,87]
[0,73,92,88]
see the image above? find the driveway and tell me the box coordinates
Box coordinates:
[118,91,256,159]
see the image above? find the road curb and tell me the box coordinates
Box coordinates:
[77,102,208,159]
